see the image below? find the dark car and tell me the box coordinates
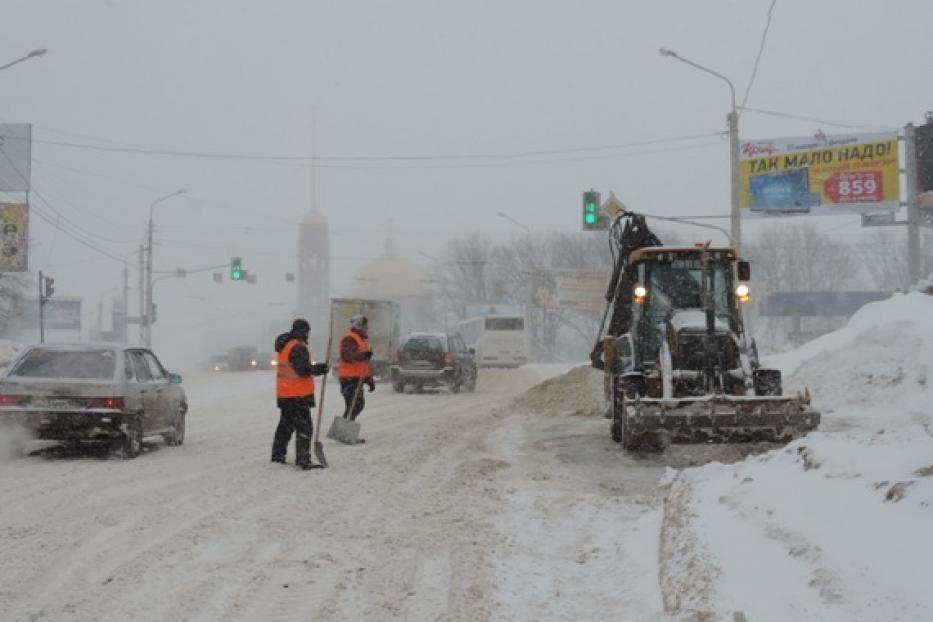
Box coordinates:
[0,344,188,459]
[390,332,477,394]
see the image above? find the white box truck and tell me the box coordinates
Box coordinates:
[329,298,401,381]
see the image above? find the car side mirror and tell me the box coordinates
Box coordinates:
[168,373,183,385]
[737,260,751,282]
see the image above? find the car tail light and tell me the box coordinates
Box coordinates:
[445,353,455,367]
[85,397,125,410]
[0,394,27,406]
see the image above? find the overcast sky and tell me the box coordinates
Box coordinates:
[2,0,931,365]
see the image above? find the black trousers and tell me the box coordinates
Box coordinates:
[271,399,313,464]
[340,378,366,421]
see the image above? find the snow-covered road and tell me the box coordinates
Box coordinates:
[0,366,665,621]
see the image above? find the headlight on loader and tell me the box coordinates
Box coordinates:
[735,283,750,302]
[633,284,647,304]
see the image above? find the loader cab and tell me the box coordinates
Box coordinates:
[625,247,746,396]
[629,247,741,331]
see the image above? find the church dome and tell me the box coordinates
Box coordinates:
[344,231,430,299]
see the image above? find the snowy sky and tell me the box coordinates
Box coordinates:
[1,0,931,365]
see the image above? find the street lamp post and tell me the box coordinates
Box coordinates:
[0,48,47,73]
[659,48,741,252]
[144,189,186,347]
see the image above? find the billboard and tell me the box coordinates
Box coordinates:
[532,270,607,312]
[0,203,28,271]
[17,297,82,331]
[740,131,899,216]
[0,123,31,192]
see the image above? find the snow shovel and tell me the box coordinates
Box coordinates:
[326,378,363,445]
[312,336,333,468]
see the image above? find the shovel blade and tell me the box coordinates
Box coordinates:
[313,441,328,468]
[326,416,361,445]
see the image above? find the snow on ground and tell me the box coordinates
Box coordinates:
[0,364,670,621]
[662,292,933,621]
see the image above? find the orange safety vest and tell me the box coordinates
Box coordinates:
[338,330,372,379]
[276,339,316,398]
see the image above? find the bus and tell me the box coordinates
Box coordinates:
[456,315,527,368]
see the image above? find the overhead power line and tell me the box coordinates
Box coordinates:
[5,130,724,164]
[737,106,895,131]
[741,0,778,111]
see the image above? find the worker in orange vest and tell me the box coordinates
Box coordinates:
[338,315,375,438]
[272,318,329,469]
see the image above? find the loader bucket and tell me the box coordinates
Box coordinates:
[612,394,820,450]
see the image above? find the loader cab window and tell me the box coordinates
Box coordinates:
[645,262,732,323]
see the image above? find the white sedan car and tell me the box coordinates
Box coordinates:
[0,343,187,459]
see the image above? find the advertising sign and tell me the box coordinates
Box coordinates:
[532,270,606,312]
[0,123,32,192]
[0,202,28,271]
[740,131,899,216]
[18,297,82,331]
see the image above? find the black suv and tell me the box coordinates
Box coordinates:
[390,332,477,394]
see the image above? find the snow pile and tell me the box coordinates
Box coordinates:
[510,365,605,417]
[661,292,933,621]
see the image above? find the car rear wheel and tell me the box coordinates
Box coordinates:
[392,382,405,393]
[164,407,186,446]
[117,416,143,460]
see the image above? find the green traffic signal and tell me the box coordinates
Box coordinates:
[231,256,243,281]
[582,191,601,229]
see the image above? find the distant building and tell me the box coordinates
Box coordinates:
[344,231,436,334]
[297,209,330,354]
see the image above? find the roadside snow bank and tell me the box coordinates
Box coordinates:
[662,291,933,621]
[510,365,604,417]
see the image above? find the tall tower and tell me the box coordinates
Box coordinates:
[298,209,330,355]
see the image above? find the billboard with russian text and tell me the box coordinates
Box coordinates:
[740,131,899,216]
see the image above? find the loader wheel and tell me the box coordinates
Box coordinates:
[610,418,624,443]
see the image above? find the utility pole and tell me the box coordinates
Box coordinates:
[659,47,741,250]
[311,104,317,212]
[38,270,45,344]
[729,110,741,252]
[906,123,920,286]
[138,244,145,344]
[122,261,129,343]
[144,189,186,348]
[145,216,153,347]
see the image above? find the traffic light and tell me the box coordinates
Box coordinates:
[231,256,243,281]
[916,118,933,193]
[43,276,54,299]
[583,190,601,230]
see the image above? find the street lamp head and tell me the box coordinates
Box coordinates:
[28,48,48,58]
[658,47,678,58]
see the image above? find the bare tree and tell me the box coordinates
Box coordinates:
[0,272,27,337]
[860,227,933,291]
[744,222,860,347]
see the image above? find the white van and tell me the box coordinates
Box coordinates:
[456,315,526,368]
